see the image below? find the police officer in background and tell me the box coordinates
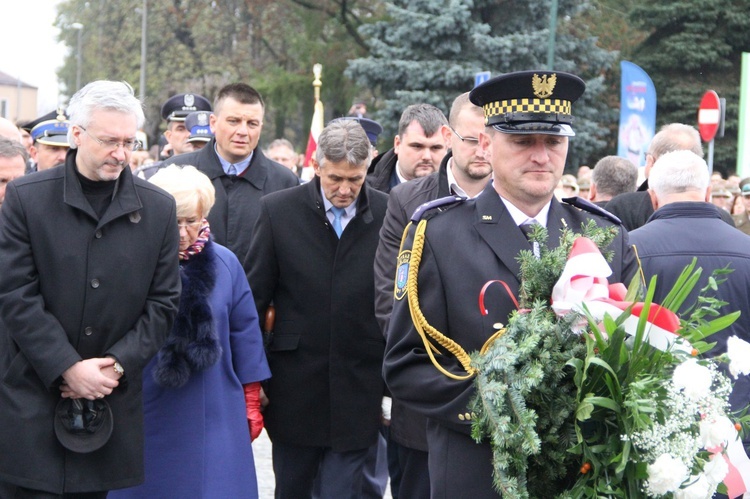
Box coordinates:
[136,93,211,179]
[383,70,636,498]
[23,109,71,171]
[184,110,214,151]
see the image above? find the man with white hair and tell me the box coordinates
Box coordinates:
[0,80,181,497]
[629,150,750,421]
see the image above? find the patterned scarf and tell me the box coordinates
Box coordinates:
[179,219,211,261]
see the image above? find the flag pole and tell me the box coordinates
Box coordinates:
[303,64,325,175]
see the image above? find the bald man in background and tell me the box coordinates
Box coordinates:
[0,118,21,142]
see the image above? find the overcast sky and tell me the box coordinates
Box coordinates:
[4,0,66,114]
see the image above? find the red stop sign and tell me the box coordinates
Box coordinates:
[698,90,721,142]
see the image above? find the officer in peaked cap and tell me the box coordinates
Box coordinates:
[137,93,212,179]
[160,93,212,157]
[28,109,70,171]
[383,70,636,498]
[185,110,213,150]
[469,69,585,136]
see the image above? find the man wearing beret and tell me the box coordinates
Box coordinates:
[164,83,299,269]
[383,70,637,497]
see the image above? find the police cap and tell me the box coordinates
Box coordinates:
[332,117,383,146]
[30,109,71,147]
[185,111,214,143]
[161,93,212,122]
[469,70,585,137]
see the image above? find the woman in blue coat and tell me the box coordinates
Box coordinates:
[111,164,271,498]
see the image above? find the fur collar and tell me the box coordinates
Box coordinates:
[153,239,222,388]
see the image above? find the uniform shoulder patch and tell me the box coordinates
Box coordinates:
[410,195,466,222]
[394,249,411,300]
[562,196,622,225]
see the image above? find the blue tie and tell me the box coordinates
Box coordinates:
[331,206,344,238]
[228,164,237,176]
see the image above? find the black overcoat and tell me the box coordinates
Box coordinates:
[163,139,300,267]
[246,178,388,452]
[384,186,636,498]
[0,152,181,493]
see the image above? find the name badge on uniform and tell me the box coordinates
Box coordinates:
[394,250,411,300]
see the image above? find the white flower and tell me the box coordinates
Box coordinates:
[673,359,712,400]
[674,473,715,499]
[703,454,729,484]
[647,454,689,495]
[727,336,750,379]
[699,416,737,450]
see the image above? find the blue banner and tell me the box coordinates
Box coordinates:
[617,61,657,167]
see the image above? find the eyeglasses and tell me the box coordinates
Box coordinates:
[177,219,202,230]
[80,126,141,151]
[449,126,479,146]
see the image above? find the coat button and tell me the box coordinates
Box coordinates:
[458,414,465,421]
[95,230,103,239]
[90,279,100,288]
[84,327,93,336]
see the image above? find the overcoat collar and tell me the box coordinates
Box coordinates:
[63,149,144,229]
[473,187,565,278]
[305,175,375,225]
[197,138,272,191]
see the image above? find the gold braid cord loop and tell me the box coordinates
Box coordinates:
[406,220,478,380]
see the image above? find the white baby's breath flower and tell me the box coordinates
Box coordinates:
[647,454,689,495]
[703,454,729,484]
[673,359,712,400]
[699,416,737,450]
[673,474,714,499]
[727,336,750,379]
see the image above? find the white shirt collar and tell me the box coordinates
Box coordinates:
[500,195,551,227]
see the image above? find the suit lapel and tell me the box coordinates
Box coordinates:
[473,188,530,278]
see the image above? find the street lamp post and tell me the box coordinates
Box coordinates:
[139,0,147,103]
[71,23,84,91]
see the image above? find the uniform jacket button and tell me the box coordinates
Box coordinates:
[84,327,93,336]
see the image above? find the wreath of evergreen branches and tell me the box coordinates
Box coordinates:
[469,221,619,498]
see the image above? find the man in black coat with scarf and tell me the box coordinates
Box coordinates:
[247,120,388,498]
[0,80,181,497]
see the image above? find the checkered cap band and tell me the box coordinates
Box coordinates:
[484,98,572,122]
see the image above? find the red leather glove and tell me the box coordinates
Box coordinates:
[244,382,264,441]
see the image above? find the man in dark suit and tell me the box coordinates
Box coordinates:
[372,92,491,498]
[383,70,637,498]
[367,104,448,193]
[163,83,299,267]
[247,120,388,498]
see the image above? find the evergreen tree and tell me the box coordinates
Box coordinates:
[346,0,618,169]
[629,0,750,176]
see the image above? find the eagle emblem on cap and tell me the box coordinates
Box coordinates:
[184,94,195,107]
[532,73,557,98]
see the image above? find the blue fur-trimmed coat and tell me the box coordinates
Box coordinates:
[110,239,270,499]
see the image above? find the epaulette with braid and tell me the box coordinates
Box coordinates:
[562,196,622,225]
[410,195,466,222]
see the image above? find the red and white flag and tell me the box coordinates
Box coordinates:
[304,99,325,168]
